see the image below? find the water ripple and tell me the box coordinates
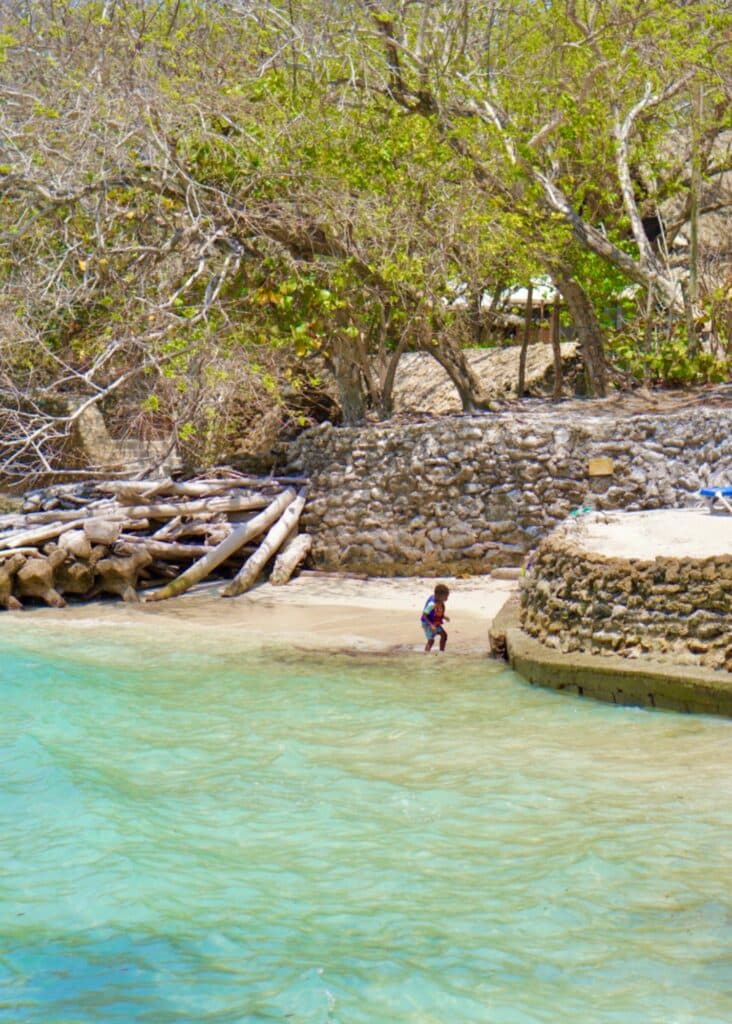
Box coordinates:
[0,630,731,1022]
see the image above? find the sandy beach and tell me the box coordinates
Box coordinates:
[4,508,727,658]
[1,573,519,656]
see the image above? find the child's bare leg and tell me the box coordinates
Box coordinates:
[439,629,447,652]
[425,637,435,653]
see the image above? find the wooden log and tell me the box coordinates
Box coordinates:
[0,552,25,610]
[0,494,270,551]
[0,547,42,559]
[222,491,307,598]
[144,488,296,602]
[15,550,66,607]
[0,498,119,530]
[114,537,213,561]
[98,474,308,498]
[152,515,183,540]
[120,518,150,532]
[299,570,370,581]
[117,493,272,520]
[84,519,122,546]
[108,477,175,503]
[58,529,92,561]
[270,533,312,585]
[156,517,229,542]
[0,517,86,550]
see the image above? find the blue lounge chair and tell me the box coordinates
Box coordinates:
[699,487,732,514]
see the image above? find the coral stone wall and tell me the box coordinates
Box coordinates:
[286,403,732,576]
[520,531,732,672]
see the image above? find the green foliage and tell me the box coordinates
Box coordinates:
[609,330,731,386]
[1,0,730,475]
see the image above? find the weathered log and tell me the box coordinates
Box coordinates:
[145,488,296,602]
[222,491,307,598]
[0,552,26,610]
[270,533,312,585]
[0,517,87,551]
[299,570,370,581]
[0,547,42,559]
[99,474,308,499]
[15,550,66,607]
[94,550,153,603]
[120,518,150,532]
[0,495,272,551]
[156,517,229,543]
[114,537,212,561]
[119,494,272,521]
[58,529,92,561]
[152,515,183,540]
[0,498,118,530]
[84,519,122,546]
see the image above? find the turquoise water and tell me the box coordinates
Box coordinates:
[1,625,732,1023]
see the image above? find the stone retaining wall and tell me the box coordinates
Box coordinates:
[520,529,732,672]
[286,402,732,575]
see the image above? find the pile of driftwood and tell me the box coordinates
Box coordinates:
[0,471,312,610]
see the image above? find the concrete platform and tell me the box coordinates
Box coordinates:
[492,597,732,718]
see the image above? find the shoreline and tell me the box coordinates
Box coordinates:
[0,574,519,657]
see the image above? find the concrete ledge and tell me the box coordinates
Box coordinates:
[494,600,732,717]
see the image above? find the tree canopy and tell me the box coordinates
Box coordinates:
[0,0,730,479]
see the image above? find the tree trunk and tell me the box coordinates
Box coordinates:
[222,491,307,598]
[551,300,563,400]
[551,269,607,397]
[331,334,367,425]
[417,322,489,412]
[144,488,296,602]
[377,335,409,419]
[517,283,533,396]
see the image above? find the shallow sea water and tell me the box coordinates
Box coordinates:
[1,622,732,1023]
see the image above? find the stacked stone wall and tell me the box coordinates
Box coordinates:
[520,533,732,672]
[287,403,732,575]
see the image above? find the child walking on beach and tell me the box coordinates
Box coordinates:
[421,584,450,653]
